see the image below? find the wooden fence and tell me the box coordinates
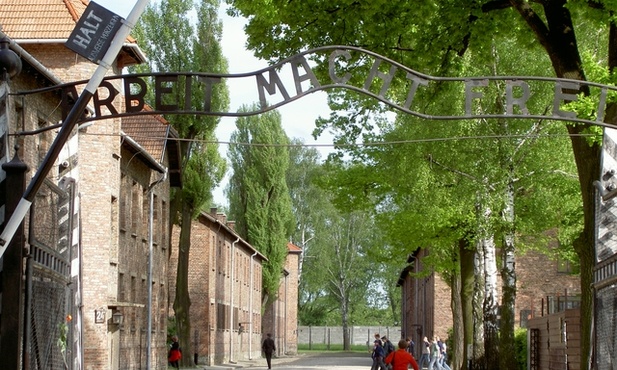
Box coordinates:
[527,308,581,370]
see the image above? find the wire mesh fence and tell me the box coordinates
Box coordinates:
[595,284,617,370]
[25,179,74,369]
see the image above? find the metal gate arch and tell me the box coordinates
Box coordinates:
[6,45,617,369]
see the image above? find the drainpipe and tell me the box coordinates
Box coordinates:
[146,169,167,370]
[249,251,257,359]
[284,273,288,355]
[229,237,240,363]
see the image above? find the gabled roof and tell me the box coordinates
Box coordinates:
[122,108,182,188]
[287,242,302,254]
[0,0,88,40]
[0,0,146,66]
[196,211,268,262]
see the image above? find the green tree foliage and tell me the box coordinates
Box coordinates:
[132,0,228,365]
[285,143,398,331]
[224,1,617,367]
[226,105,294,308]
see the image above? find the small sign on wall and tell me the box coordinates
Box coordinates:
[95,308,106,324]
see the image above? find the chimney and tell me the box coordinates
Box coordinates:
[227,221,236,231]
[210,207,217,216]
[216,213,227,224]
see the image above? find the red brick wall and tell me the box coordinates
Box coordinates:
[262,245,301,356]
[116,145,171,369]
[169,211,265,366]
[401,246,580,360]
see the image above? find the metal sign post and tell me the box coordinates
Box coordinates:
[0,0,150,251]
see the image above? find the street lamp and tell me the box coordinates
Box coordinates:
[112,311,124,325]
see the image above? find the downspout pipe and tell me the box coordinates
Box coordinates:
[146,169,167,370]
[249,251,258,360]
[230,237,240,363]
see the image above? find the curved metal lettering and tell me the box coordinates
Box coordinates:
[13,45,617,127]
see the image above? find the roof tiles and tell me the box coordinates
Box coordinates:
[0,0,88,40]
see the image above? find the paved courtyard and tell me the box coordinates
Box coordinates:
[204,352,373,369]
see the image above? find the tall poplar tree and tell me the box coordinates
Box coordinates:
[226,105,294,309]
[132,0,228,365]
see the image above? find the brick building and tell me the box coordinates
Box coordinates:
[262,242,301,356]
[398,245,580,360]
[115,114,181,369]
[0,1,180,369]
[169,210,301,366]
[0,1,302,368]
[169,209,267,366]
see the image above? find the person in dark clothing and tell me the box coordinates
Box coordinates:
[262,333,276,369]
[371,339,387,370]
[382,336,395,357]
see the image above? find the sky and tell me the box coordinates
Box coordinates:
[95,0,333,206]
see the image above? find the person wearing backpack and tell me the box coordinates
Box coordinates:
[384,339,420,370]
[382,336,395,357]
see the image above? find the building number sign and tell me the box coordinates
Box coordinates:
[95,308,106,324]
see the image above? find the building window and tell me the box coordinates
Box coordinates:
[161,200,167,248]
[557,258,580,274]
[131,276,136,303]
[519,309,534,328]
[119,173,129,230]
[118,273,125,301]
[131,181,140,233]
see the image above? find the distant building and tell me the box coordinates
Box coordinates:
[398,245,580,359]
[169,209,267,366]
[262,242,301,356]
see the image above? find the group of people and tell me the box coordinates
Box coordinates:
[416,336,451,370]
[370,333,419,370]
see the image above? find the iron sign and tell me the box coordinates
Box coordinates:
[65,1,124,64]
[14,46,617,128]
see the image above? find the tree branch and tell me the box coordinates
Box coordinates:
[508,0,552,51]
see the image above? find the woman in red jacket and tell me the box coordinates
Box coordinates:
[384,339,420,370]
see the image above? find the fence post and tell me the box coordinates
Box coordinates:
[327,327,330,350]
[0,147,28,370]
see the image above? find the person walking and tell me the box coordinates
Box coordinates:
[371,339,387,370]
[428,336,442,370]
[384,339,420,370]
[439,339,451,370]
[406,337,415,356]
[262,333,276,369]
[382,336,395,358]
[168,335,181,369]
[418,337,430,369]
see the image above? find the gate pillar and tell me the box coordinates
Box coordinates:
[0,148,28,369]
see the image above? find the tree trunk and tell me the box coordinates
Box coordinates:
[509,3,601,367]
[460,237,476,370]
[472,238,485,369]
[341,296,350,351]
[481,231,499,370]
[174,199,193,367]
[499,181,517,370]
[451,239,466,370]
